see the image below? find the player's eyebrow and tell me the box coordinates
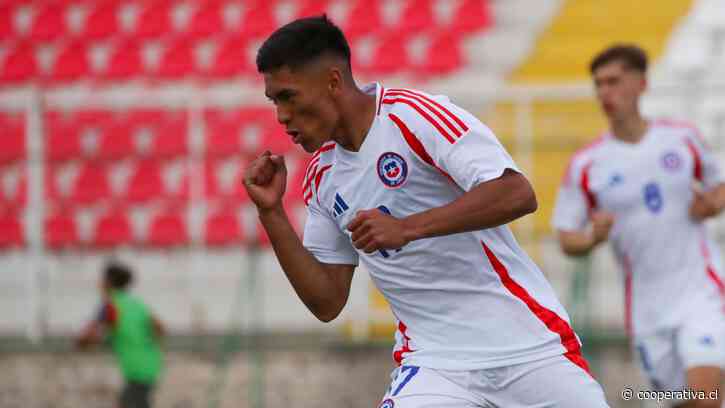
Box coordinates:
[265,89,296,102]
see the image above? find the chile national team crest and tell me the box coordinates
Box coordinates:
[379,399,395,408]
[377,152,408,188]
[661,151,682,171]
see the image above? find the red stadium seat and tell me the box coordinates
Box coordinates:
[30,3,68,42]
[1,44,38,83]
[207,36,253,78]
[204,207,242,246]
[296,0,330,18]
[187,1,223,38]
[157,40,196,79]
[258,121,294,155]
[75,109,114,126]
[135,0,173,39]
[344,0,381,40]
[83,0,120,40]
[103,40,143,80]
[0,211,23,248]
[367,33,410,75]
[46,120,82,162]
[99,121,135,160]
[45,211,79,249]
[451,0,492,34]
[399,0,434,35]
[152,114,188,158]
[0,6,15,41]
[126,160,163,203]
[0,113,25,163]
[72,163,110,205]
[50,41,90,82]
[148,209,188,247]
[0,165,26,210]
[92,208,133,247]
[204,109,244,156]
[416,31,463,76]
[205,157,249,203]
[161,159,190,203]
[239,1,277,38]
[127,108,165,125]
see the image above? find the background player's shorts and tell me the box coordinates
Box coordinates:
[634,316,725,394]
[377,353,609,408]
[120,381,154,408]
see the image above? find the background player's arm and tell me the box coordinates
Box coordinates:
[691,182,725,221]
[245,152,355,322]
[557,211,614,257]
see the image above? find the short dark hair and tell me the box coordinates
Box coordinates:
[590,44,648,74]
[104,261,133,290]
[256,15,351,73]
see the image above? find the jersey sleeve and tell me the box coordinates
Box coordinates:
[386,92,520,192]
[302,198,359,266]
[551,158,590,232]
[684,128,723,189]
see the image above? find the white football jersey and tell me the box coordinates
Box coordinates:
[302,83,588,371]
[553,119,725,338]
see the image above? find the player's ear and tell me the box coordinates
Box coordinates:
[326,65,343,98]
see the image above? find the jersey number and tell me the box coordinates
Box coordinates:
[643,182,663,213]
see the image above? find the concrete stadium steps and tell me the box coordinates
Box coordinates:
[510,0,694,83]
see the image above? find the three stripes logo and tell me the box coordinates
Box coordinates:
[332,193,349,217]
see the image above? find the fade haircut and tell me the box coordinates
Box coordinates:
[590,44,648,74]
[256,15,351,73]
[104,261,133,290]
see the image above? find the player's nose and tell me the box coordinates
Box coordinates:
[276,105,292,126]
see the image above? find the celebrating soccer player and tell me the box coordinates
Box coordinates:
[553,44,725,408]
[245,16,609,407]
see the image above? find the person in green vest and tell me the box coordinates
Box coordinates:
[76,261,165,408]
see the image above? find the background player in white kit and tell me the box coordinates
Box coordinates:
[553,44,725,408]
[245,16,609,407]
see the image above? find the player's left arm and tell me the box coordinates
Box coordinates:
[688,129,725,221]
[349,105,536,252]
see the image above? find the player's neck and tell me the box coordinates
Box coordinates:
[610,113,649,144]
[334,88,377,152]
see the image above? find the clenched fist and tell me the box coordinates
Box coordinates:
[243,150,287,211]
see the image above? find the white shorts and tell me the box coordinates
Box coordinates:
[377,353,609,408]
[634,316,725,393]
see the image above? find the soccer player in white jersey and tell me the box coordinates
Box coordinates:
[553,44,725,407]
[245,16,609,407]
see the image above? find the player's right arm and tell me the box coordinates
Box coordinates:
[244,151,355,323]
[552,158,613,257]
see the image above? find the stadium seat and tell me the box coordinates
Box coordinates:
[50,41,91,82]
[416,31,463,76]
[205,157,249,203]
[0,113,25,163]
[127,108,165,125]
[1,44,38,83]
[30,3,68,42]
[0,6,15,41]
[398,0,435,35]
[75,109,114,126]
[83,0,120,40]
[147,208,188,247]
[187,1,223,38]
[344,0,382,40]
[157,40,197,79]
[99,121,135,160]
[367,33,410,75]
[46,120,82,162]
[45,210,79,249]
[450,0,492,34]
[151,114,188,158]
[135,0,173,39]
[207,36,253,78]
[92,208,133,247]
[103,40,143,80]
[161,159,190,203]
[238,1,277,38]
[204,109,245,156]
[72,162,110,205]
[0,165,26,210]
[296,0,331,18]
[259,123,294,155]
[204,207,242,246]
[0,211,23,248]
[126,160,163,203]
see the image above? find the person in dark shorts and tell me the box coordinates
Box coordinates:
[77,262,164,408]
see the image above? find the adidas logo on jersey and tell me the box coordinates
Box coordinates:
[333,193,349,217]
